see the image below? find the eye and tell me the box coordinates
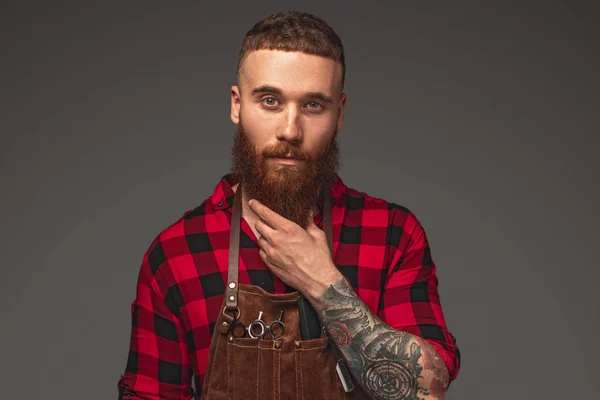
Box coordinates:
[262,97,279,107]
[306,101,323,110]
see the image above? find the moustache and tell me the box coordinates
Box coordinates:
[261,144,308,160]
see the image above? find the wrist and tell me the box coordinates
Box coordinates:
[304,265,343,308]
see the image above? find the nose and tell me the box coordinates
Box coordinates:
[276,106,303,143]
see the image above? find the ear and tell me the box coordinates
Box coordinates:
[230,85,241,124]
[334,92,347,134]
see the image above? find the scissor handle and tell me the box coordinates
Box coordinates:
[268,320,286,339]
[247,311,267,339]
[268,310,286,339]
[230,320,247,338]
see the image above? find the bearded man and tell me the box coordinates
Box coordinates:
[118,10,460,400]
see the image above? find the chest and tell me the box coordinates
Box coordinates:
[178,241,387,336]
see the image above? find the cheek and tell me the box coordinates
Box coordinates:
[240,109,277,145]
[303,121,337,150]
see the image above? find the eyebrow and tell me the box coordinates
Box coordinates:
[250,85,334,104]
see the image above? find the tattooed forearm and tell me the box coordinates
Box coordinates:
[315,278,449,400]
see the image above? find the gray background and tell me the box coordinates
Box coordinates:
[1,1,599,399]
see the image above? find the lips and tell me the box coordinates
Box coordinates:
[263,147,307,162]
[269,157,303,165]
[268,153,304,160]
[267,155,304,162]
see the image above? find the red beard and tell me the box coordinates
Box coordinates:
[231,122,340,228]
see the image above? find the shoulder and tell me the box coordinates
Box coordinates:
[341,183,409,214]
[140,195,218,281]
[340,182,428,250]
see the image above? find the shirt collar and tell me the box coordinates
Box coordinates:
[210,173,347,212]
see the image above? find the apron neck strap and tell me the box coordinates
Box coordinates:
[323,185,333,255]
[225,182,243,312]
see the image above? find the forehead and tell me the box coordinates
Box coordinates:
[239,49,343,95]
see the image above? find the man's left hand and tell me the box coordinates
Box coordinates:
[248,199,342,300]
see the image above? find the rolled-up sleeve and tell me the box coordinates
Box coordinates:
[117,242,193,399]
[378,210,461,382]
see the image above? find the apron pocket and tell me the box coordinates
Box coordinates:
[228,338,280,400]
[295,337,346,400]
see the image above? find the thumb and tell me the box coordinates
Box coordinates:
[306,209,317,228]
[306,210,322,236]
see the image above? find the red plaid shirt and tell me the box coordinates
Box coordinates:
[117,174,460,399]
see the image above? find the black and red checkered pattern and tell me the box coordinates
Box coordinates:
[117,174,460,399]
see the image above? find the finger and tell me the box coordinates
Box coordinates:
[259,248,276,268]
[248,199,289,229]
[305,211,321,234]
[259,248,269,264]
[306,210,316,227]
[257,234,270,251]
[308,227,327,243]
[255,219,276,242]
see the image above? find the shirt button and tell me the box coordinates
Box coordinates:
[217,201,223,207]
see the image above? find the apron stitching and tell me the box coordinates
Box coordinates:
[230,344,278,349]
[256,345,260,400]
[295,351,299,400]
[237,290,298,302]
[203,332,221,396]
[227,336,234,399]
[296,346,328,351]
[299,350,304,400]
[227,335,231,399]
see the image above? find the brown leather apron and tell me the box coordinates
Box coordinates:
[200,185,368,399]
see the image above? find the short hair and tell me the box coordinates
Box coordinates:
[237,11,346,88]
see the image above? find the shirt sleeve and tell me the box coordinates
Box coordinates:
[117,241,194,400]
[378,210,461,382]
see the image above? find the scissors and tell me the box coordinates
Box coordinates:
[232,310,286,340]
[267,310,286,339]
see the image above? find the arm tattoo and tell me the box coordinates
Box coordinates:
[316,278,449,400]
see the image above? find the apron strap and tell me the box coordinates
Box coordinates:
[323,186,333,255]
[225,183,242,312]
